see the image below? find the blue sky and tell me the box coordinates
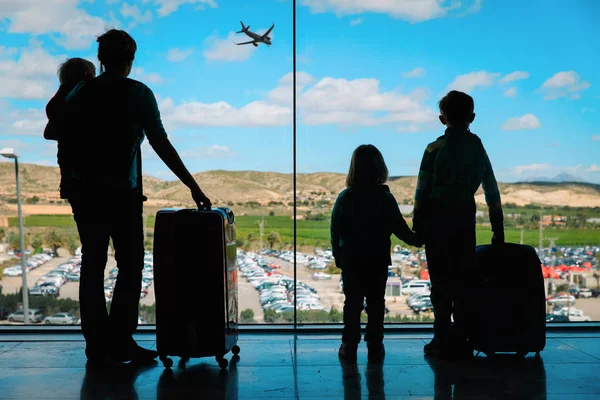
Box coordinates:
[0,0,599,183]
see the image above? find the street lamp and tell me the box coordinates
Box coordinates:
[0,148,28,325]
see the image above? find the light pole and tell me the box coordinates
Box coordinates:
[0,148,28,324]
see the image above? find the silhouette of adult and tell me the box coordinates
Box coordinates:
[59,29,211,365]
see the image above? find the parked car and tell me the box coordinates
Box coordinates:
[312,272,332,280]
[401,280,431,295]
[547,293,576,307]
[0,307,9,320]
[44,313,77,325]
[578,288,593,298]
[7,309,44,323]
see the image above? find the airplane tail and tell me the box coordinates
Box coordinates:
[237,21,249,33]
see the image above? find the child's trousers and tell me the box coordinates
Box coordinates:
[341,266,389,344]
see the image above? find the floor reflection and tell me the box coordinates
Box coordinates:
[425,355,547,400]
[156,355,239,400]
[80,362,156,400]
[339,357,385,400]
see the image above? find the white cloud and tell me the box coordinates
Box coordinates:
[0,0,108,50]
[0,47,67,100]
[295,77,436,126]
[587,164,600,173]
[0,107,49,137]
[149,0,218,17]
[445,71,500,93]
[540,71,591,100]
[120,2,153,28]
[167,48,194,62]
[131,67,163,84]
[350,18,363,26]
[181,145,235,159]
[511,164,552,175]
[504,87,517,97]
[300,0,473,23]
[402,67,426,78]
[499,71,529,84]
[500,114,541,131]
[160,98,292,128]
[279,72,315,86]
[0,46,19,57]
[592,135,600,141]
[203,31,256,62]
[581,107,595,113]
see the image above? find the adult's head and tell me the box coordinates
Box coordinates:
[97,29,137,76]
[58,58,96,92]
[438,90,475,128]
[346,144,389,187]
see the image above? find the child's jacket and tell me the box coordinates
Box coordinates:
[330,184,417,269]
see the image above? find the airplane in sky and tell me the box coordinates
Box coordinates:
[235,21,274,47]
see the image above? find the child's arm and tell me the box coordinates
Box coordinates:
[44,88,67,141]
[389,193,421,247]
[481,147,504,241]
[330,193,343,267]
[412,148,435,235]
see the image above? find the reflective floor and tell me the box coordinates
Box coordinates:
[0,332,599,399]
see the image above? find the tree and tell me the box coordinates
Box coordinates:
[31,235,43,251]
[8,231,29,250]
[267,232,281,249]
[240,309,255,323]
[0,228,5,243]
[45,230,64,253]
[269,211,275,217]
[67,235,80,256]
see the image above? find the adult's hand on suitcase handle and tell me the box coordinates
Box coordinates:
[191,186,212,210]
[492,230,505,246]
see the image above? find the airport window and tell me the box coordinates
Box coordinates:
[0,0,599,330]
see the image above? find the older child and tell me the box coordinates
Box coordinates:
[413,90,504,359]
[331,144,421,361]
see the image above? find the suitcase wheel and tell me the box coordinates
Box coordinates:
[232,345,240,355]
[161,356,173,369]
[217,357,229,369]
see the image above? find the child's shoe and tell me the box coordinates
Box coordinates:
[338,343,358,361]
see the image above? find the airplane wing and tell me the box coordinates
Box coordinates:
[262,23,275,38]
[235,40,256,46]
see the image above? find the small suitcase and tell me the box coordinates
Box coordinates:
[467,243,546,358]
[153,208,240,369]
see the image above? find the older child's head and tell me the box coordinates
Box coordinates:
[58,58,96,92]
[346,145,389,187]
[438,90,475,128]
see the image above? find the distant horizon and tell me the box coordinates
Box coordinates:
[2,160,599,185]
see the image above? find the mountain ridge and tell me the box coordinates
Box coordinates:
[0,163,599,208]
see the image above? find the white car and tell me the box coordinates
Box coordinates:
[3,266,24,276]
[548,294,576,307]
[401,280,431,295]
[312,272,332,280]
[44,313,77,325]
[578,289,593,298]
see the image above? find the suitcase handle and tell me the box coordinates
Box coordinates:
[225,208,235,225]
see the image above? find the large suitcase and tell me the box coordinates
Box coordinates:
[467,243,546,357]
[153,208,239,369]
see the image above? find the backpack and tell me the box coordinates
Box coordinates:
[59,78,142,195]
[430,130,486,210]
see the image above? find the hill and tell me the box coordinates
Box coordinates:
[1,163,599,210]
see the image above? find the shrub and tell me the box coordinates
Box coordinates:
[240,309,255,323]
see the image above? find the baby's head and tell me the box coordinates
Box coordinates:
[438,90,475,128]
[346,144,389,187]
[58,57,96,92]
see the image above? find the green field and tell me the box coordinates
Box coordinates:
[9,214,600,247]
